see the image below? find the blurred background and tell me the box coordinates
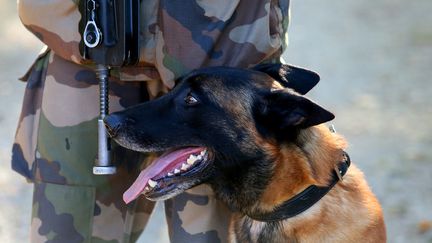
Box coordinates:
[0,0,431,242]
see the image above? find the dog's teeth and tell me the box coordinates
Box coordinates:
[181,163,190,171]
[200,150,207,156]
[187,157,195,165]
[174,169,180,174]
[148,179,157,188]
[144,186,150,191]
[197,155,202,160]
[167,172,173,176]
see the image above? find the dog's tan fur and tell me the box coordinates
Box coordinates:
[229,125,386,242]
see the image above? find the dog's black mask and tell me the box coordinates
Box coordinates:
[104,64,334,205]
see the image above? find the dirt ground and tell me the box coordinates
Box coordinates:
[0,0,431,242]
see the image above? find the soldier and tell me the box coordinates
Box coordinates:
[13,0,291,242]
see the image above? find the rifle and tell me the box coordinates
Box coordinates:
[79,0,140,175]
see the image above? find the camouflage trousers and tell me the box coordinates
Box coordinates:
[14,51,231,242]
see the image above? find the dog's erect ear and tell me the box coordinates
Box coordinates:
[255,89,334,133]
[252,63,320,95]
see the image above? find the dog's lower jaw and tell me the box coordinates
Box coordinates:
[208,157,274,214]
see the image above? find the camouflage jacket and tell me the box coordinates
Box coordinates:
[19,0,290,88]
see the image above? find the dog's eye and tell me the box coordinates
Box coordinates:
[184,93,199,106]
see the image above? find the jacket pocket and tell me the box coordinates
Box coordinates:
[31,181,95,242]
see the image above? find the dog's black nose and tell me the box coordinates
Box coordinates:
[104,114,123,137]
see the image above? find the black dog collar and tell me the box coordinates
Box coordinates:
[249,151,351,222]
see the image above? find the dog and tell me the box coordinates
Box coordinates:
[104,64,386,242]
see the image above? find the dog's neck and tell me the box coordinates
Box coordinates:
[226,125,349,241]
[211,125,347,218]
[229,125,385,242]
[257,125,347,211]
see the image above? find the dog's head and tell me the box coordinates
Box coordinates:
[105,64,334,205]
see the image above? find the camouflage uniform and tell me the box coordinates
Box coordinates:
[13,0,290,242]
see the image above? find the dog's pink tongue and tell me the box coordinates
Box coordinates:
[123,147,205,204]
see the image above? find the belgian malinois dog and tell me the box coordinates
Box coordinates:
[104,64,386,242]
